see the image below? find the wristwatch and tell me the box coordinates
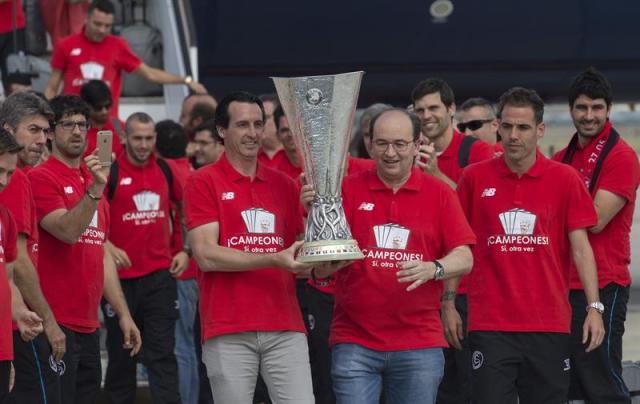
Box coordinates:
[586,301,605,314]
[433,260,445,281]
[184,75,193,85]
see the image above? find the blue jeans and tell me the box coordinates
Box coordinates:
[175,279,199,404]
[331,343,444,404]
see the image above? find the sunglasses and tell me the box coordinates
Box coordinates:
[457,119,493,132]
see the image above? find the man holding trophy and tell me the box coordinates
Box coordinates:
[286,71,475,404]
[184,91,314,403]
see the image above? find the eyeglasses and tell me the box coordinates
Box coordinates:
[457,119,493,132]
[56,120,91,133]
[372,139,414,153]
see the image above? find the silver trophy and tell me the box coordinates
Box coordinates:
[272,71,365,263]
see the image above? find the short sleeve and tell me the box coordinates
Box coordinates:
[596,147,640,202]
[50,39,68,71]
[456,169,473,220]
[28,170,66,222]
[1,208,18,263]
[0,171,34,238]
[440,185,476,252]
[564,168,598,231]
[116,37,142,73]
[184,171,219,230]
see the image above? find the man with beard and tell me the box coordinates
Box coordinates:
[28,95,140,404]
[553,67,640,403]
[103,112,186,404]
[0,92,67,403]
[411,79,494,404]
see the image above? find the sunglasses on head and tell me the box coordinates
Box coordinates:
[457,119,493,132]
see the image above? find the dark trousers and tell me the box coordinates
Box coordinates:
[0,360,10,403]
[0,28,25,90]
[193,309,214,404]
[436,294,470,404]
[101,270,180,404]
[59,326,102,404]
[6,332,61,404]
[306,285,336,404]
[569,283,631,403]
[469,331,570,404]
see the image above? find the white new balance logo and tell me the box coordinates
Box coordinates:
[481,188,496,197]
[358,202,375,211]
[222,192,235,200]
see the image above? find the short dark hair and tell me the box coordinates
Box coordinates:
[214,91,265,130]
[497,87,545,124]
[125,112,154,134]
[194,119,222,144]
[0,127,24,156]
[369,108,422,142]
[411,78,455,107]
[273,105,285,131]
[88,0,115,15]
[459,97,495,117]
[80,80,112,108]
[155,120,187,159]
[568,67,613,108]
[49,95,91,126]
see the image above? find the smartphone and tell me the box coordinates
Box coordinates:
[97,130,113,166]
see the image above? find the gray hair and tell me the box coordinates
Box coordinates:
[360,103,393,129]
[459,97,496,118]
[0,92,54,129]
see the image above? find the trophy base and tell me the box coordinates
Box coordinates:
[297,240,365,263]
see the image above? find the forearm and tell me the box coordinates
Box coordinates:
[10,279,29,321]
[141,66,185,85]
[438,245,473,279]
[51,192,102,243]
[573,244,600,304]
[13,253,56,324]
[44,70,62,99]
[102,253,131,318]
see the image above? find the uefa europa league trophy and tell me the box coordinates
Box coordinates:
[272,71,365,263]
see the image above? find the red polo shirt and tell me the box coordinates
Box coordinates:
[0,206,17,360]
[457,152,597,333]
[185,154,305,342]
[0,0,24,33]
[50,30,141,117]
[166,157,198,281]
[0,168,38,265]
[107,154,182,280]
[330,167,476,351]
[28,156,109,333]
[439,131,494,294]
[257,148,281,169]
[552,125,640,289]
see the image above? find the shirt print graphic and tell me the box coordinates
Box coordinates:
[227,209,283,254]
[488,208,549,252]
[122,191,166,225]
[363,223,424,269]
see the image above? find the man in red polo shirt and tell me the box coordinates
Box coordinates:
[0,129,46,402]
[552,68,640,403]
[0,92,70,403]
[456,87,604,404]
[185,91,314,403]
[411,79,494,404]
[44,0,206,117]
[271,104,303,180]
[102,112,186,404]
[304,108,475,404]
[29,95,140,404]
